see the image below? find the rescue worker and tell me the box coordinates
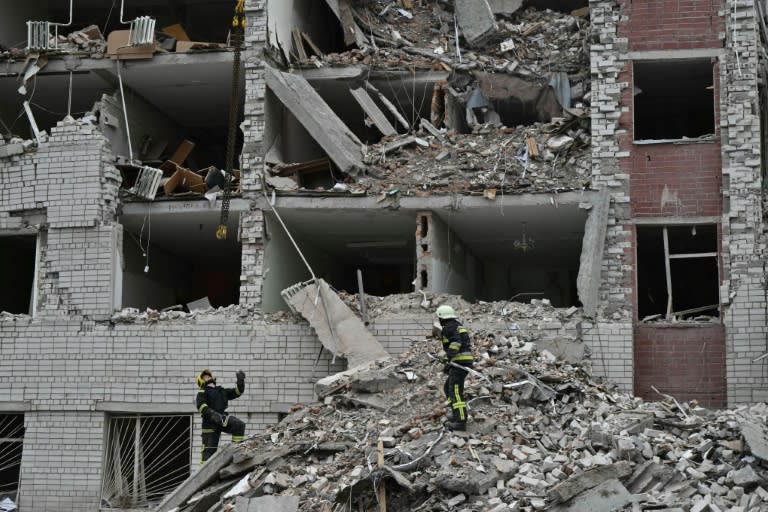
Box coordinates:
[196,368,246,462]
[436,304,474,431]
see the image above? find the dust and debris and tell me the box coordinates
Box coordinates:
[160,312,768,512]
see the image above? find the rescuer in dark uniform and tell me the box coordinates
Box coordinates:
[436,305,474,431]
[196,368,246,462]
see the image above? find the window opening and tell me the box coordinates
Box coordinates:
[637,224,719,321]
[633,59,715,141]
[0,235,36,315]
[0,414,24,504]
[101,414,191,509]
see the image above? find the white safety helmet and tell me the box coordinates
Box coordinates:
[436,304,457,320]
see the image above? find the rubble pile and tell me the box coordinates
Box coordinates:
[359,113,590,195]
[58,25,107,56]
[299,3,590,79]
[267,2,592,197]
[162,320,768,512]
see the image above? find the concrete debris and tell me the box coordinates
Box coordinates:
[265,67,365,176]
[549,478,632,512]
[357,113,590,196]
[234,495,299,512]
[282,279,390,368]
[161,310,768,511]
[455,0,498,47]
[301,4,589,77]
[270,1,593,197]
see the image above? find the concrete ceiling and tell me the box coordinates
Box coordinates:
[269,208,417,264]
[114,57,233,127]
[1,53,234,138]
[121,208,241,264]
[437,201,587,266]
[264,201,587,268]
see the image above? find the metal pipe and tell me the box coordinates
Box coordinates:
[60,0,74,26]
[116,60,134,163]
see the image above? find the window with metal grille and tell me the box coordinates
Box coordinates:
[0,414,24,503]
[101,414,191,509]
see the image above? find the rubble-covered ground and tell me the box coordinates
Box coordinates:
[161,300,768,512]
[297,3,590,78]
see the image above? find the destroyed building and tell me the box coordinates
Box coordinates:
[0,0,767,509]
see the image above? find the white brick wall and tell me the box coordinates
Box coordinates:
[720,1,768,404]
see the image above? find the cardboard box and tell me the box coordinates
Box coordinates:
[108,30,156,60]
[163,167,206,195]
[161,23,190,41]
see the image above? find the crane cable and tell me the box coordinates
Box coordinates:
[216,0,247,240]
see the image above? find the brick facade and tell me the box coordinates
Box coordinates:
[629,143,723,217]
[634,324,727,406]
[618,0,726,51]
[0,0,765,508]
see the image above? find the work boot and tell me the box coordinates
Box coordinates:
[444,420,466,431]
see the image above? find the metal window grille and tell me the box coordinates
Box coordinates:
[101,414,191,509]
[0,414,25,502]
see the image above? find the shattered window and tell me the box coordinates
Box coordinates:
[101,414,191,509]
[0,414,24,505]
[633,59,715,141]
[636,224,719,322]
[0,235,37,315]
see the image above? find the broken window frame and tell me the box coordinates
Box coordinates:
[637,224,720,322]
[101,413,192,509]
[0,413,24,502]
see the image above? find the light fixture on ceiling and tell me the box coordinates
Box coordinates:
[513,222,535,252]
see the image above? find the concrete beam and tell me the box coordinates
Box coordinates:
[488,0,523,14]
[627,216,720,225]
[265,66,365,176]
[455,0,497,47]
[349,87,397,136]
[297,66,367,81]
[577,189,610,318]
[628,49,724,60]
[95,401,195,414]
[120,198,250,216]
[0,401,30,412]
[260,191,596,211]
[0,50,233,78]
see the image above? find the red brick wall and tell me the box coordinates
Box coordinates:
[614,59,722,218]
[629,143,723,217]
[618,0,725,51]
[634,324,726,407]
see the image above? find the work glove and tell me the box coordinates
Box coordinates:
[236,370,245,382]
[442,363,451,375]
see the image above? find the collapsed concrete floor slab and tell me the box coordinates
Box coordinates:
[282,278,390,368]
